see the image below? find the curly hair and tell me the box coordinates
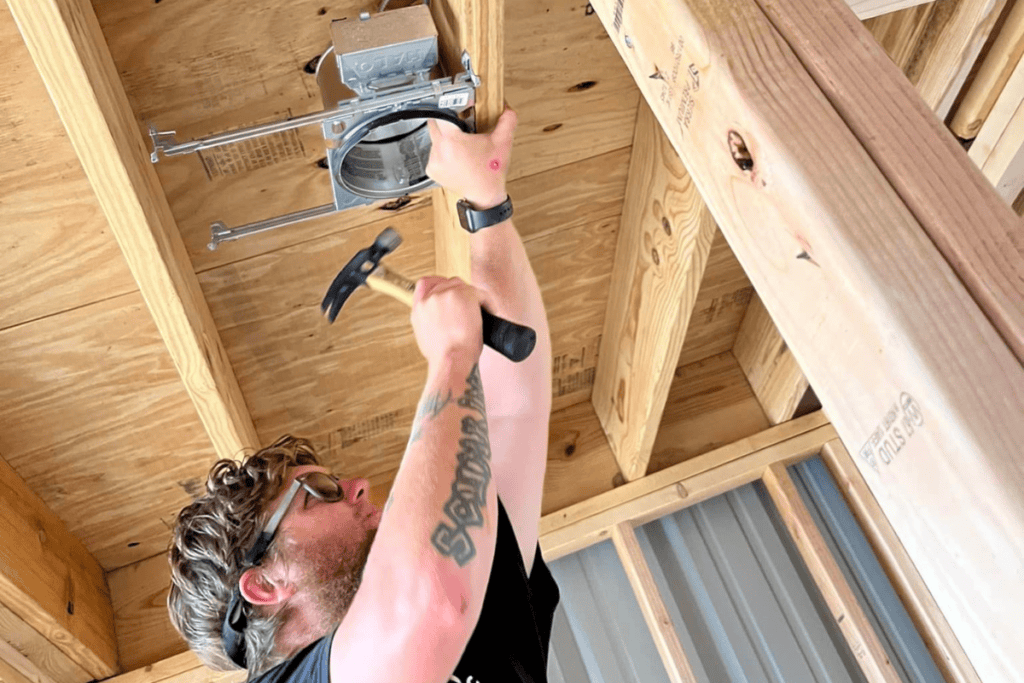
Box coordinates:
[167,436,320,675]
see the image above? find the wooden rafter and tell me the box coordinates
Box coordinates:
[5,0,260,462]
[431,0,504,280]
[585,0,1024,680]
[591,99,717,482]
[732,292,811,425]
[0,458,117,679]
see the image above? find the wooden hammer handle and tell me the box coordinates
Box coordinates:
[365,266,536,363]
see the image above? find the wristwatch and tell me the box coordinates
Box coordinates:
[456,195,514,233]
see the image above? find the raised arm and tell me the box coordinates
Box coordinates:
[426,110,553,574]
[330,277,499,683]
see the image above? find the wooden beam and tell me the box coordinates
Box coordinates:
[5,0,260,461]
[762,463,902,683]
[610,522,698,683]
[99,651,242,683]
[819,439,982,683]
[732,292,810,425]
[0,604,91,683]
[592,99,718,482]
[950,0,1024,138]
[0,458,117,678]
[848,0,934,21]
[0,639,58,683]
[756,0,1024,365]
[541,419,837,561]
[430,0,504,280]
[586,0,1024,680]
[968,49,1024,202]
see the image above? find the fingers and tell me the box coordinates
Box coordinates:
[414,276,478,304]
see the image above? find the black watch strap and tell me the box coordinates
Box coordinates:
[457,196,514,233]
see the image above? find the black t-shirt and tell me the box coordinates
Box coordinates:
[249,498,561,683]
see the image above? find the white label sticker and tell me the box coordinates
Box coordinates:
[439,92,470,109]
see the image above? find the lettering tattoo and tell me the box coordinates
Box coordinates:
[409,388,453,444]
[431,365,491,566]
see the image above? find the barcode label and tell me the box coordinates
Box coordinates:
[439,92,470,109]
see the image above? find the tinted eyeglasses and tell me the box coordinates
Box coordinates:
[222,471,345,668]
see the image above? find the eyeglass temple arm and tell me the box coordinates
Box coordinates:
[243,478,303,566]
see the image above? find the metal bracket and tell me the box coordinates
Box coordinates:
[208,204,339,250]
[149,128,181,163]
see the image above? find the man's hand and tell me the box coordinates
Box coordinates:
[411,276,485,368]
[426,108,518,209]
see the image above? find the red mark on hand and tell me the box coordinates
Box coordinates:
[489,159,501,171]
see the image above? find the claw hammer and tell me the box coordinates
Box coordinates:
[321,227,537,362]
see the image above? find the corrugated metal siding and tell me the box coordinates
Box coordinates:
[545,456,942,683]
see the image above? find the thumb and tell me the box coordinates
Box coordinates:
[414,276,451,304]
[491,108,518,143]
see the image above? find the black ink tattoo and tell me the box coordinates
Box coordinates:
[409,388,453,444]
[431,365,491,566]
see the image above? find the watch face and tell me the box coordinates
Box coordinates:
[456,200,473,231]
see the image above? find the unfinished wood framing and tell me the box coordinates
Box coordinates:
[5,0,259,462]
[968,47,1024,201]
[0,459,117,679]
[591,99,718,482]
[431,0,504,280]
[950,0,1024,137]
[587,0,1024,679]
[732,292,810,425]
[820,439,982,683]
[610,522,698,683]
[4,0,1023,679]
[763,463,902,683]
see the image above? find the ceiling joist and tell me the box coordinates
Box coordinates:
[0,458,117,679]
[5,0,260,463]
[585,0,1024,681]
[592,99,718,483]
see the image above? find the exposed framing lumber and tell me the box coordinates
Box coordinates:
[819,439,981,683]
[541,417,837,561]
[762,463,902,683]
[0,639,59,683]
[610,522,698,683]
[586,0,1024,679]
[950,0,1024,138]
[732,292,810,425]
[430,0,504,280]
[5,0,259,461]
[968,48,1024,202]
[756,0,1024,365]
[592,99,718,482]
[0,458,117,678]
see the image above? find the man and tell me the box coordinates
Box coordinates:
[167,107,559,683]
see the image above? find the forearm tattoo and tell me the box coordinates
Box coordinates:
[431,364,492,566]
[409,388,453,444]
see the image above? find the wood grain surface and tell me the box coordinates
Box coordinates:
[588,0,1024,679]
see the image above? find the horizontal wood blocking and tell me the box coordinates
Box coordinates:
[0,458,118,678]
[588,0,1024,678]
[540,413,835,561]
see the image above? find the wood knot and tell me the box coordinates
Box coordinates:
[569,81,597,93]
[728,130,754,171]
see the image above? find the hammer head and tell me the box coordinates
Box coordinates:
[321,227,403,323]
